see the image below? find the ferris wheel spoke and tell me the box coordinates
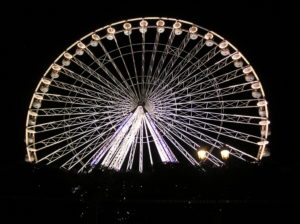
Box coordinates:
[28,120,100,149]
[191,82,255,102]
[177,113,262,144]
[96,40,137,99]
[41,93,132,110]
[84,111,137,171]
[159,99,261,111]
[29,114,125,150]
[49,80,110,100]
[63,119,134,171]
[153,114,257,161]
[31,106,128,117]
[167,39,208,78]
[112,116,145,173]
[108,108,145,171]
[113,37,139,97]
[88,112,134,168]
[148,37,206,95]
[60,136,106,170]
[151,51,234,99]
[183,50,234,80]
[175,45,221,80]
[37,129,101,163]
[150,118,202,166]
[91,46,194,92]
[145,32,160,91]
[150,30,176,81]
[45,129,109,165]
[60,67,128,101]
[60,116,129,171]
[83,46,128,91]
[160,122,224,167]
[155,67,244,102]
[71,56,130,97]
[177,53,235,87]
[84,45,138,96]
[157,81,256,104]
[39,117,124,164]
[158,33,190,77]
[159,113,263,145]
[138,119,144,173]
[27,113,98,133]
[140,32,146,95]
[144,113,177,163]
[179,120,257,161]
[143,118,153,166]
[75,121,136,173]
[149,33,190,90]
[184,67,244,94]
[128,35,141,97]
[149,115,218,166]
[29,110,124,134]
[164,44,218,82]
[99,108,143,168]
[150,44,219,97]
[126,127,139,171]
[155,108,266,126]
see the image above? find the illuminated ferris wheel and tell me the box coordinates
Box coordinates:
[25,17,270,173]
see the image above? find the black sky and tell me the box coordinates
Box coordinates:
[0,1,299,223]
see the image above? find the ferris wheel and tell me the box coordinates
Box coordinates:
[25,17,270,173]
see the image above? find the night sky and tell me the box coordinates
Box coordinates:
[1,1,299,223]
